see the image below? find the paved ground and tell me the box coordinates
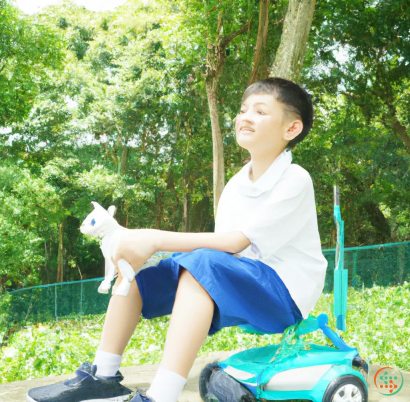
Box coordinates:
[0,350,409,402]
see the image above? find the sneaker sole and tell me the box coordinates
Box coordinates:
[26,394,132,402]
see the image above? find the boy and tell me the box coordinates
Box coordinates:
[27,77,327,402]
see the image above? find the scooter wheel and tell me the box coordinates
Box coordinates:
[199,362,257,402]
[322,375,368,402]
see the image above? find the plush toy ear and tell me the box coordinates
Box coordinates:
[107,205,116,217]
[91,201,105,211]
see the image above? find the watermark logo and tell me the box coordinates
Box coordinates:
[374,367,404,396]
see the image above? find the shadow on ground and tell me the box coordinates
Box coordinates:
[0,350,409,402]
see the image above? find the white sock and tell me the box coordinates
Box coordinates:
[146,368,188,402]
[92,350,122,377]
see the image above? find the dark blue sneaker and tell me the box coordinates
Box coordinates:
[130,392,155,402]
[26,362,132,402]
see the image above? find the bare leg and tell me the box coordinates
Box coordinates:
[159,267,214,378]
[98,275,142,355]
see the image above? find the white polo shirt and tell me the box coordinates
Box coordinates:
[215,149,328,319]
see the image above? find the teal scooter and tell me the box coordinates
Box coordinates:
[199,185,370,402]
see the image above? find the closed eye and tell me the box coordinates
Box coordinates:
[240,110,265,114]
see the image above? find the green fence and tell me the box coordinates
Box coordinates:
[1,242,409,330]
[322,241,410,293]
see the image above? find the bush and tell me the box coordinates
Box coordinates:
[1,284,409,384]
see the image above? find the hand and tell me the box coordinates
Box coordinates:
[108,228,158,274]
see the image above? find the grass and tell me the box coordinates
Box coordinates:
[0,282,409,384]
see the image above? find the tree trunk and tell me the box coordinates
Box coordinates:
[43,241,48,284]
[56,223,63,283]
[118,146,129,174]
[47,235,52,284]
[204,14,249,218]
[165,162,181,230]
[269,0,316,81]
[97,131,119,166]
[248,0,270,86]
[155,190,164,230]
[343,169,392,244]
[183,192,190,232]
[387,104,410,152]
[182,170,195,232]
[190,196,214,233]
[331,229,336,249]
[362,201,392,243]
[182,176,190,232]
[205,80,225,219]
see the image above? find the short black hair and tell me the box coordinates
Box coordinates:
[241,77,314,150]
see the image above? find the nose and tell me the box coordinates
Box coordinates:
[238,109,254,123]
[235,113,253,132]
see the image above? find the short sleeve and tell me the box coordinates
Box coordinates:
[239,172,313,259]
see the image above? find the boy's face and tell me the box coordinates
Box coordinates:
[235,93,303,157]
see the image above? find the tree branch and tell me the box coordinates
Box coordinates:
[220,22,250,49]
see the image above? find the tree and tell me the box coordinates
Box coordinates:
[1,0,409,291]
[270,0,316,81]
[199,0,317,215]
[309,0,410,152]
[299,0,410,245]
[201,1,250,217]
[0,0,64,126]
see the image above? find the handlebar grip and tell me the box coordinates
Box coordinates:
[334,185,340,207]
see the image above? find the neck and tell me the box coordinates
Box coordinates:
[95,219,121,239]
[249,147,286,183]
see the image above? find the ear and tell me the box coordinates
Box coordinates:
[107,205,116,217]
[284,120,303,141]
[91,201,105,211]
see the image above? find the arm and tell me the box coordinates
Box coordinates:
[150,229,251,255]
[110,228,251,282]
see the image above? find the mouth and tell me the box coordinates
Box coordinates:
[240,128,254,133]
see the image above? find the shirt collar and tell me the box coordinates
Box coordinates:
[236,149,292,197]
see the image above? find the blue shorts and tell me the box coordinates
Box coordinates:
[135,248,303,336]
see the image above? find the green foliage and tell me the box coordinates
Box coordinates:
[302,0,410,245]
[68,31,90,60]
[0,0,409,300]
[58,17,69,29]
[100,18,110,31]
[0,0,65,125]
[0,166,64,287]
[0,0,409,385]
[74,25,95,42]
[1,283,409,383]
[0,159,161,289]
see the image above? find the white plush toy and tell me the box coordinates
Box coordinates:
[80,201,137,297]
